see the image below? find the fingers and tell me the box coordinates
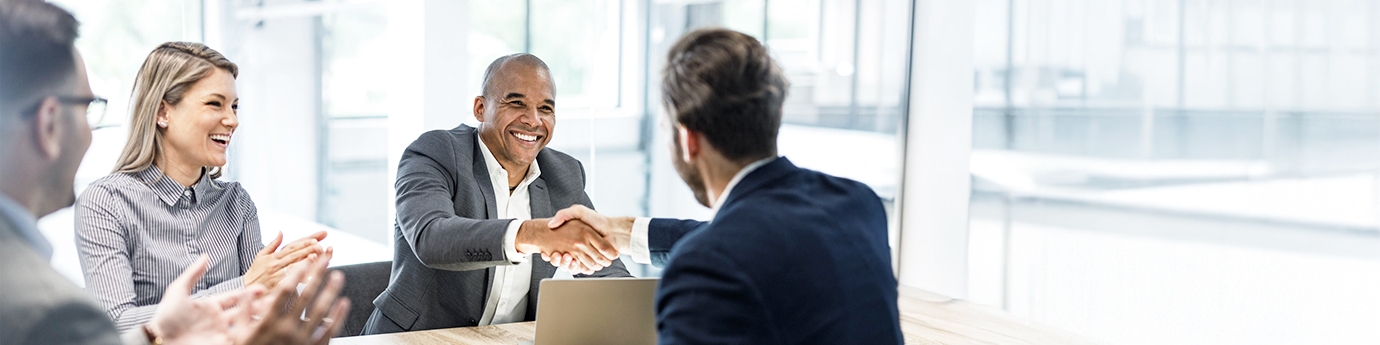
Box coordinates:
[290,248,335,317]
[541,252,591,275]
[262,258,309,319]
[586,234,619,262]
[569,248,606,273]
[558,253,585,273]
[277,237,324,257]
[273,241,323,267]
[304,271,344,331]
[259,232,285,256]
[313,299,351,345]
[166,255,210,299]
[210,285,263,311]
[547,205,594,229]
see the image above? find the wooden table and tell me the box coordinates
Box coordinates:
[333,288,1098,345]
[333,322,535,345]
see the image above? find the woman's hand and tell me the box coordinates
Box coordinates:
[229,247,349,345]
[242,231,327,289]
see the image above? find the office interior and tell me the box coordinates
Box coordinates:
[33,0,1380,343]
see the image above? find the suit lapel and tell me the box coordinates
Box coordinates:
[471,135,499,220]
[527,178,557,280]
[529,178,553,218]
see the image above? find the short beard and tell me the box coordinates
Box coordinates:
[671,129,710,207]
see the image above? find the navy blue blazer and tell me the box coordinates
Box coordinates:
[647,157,902,344]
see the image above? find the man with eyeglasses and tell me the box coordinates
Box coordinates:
[0,0,349,344]
[33,95,109,128]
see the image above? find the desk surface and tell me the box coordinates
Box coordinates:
[332,288,1097,345]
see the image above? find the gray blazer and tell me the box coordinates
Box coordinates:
[0,208,134,345]
[364,124,630,335]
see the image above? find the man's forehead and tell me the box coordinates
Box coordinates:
[493,64,554,94]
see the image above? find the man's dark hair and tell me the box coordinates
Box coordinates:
[662,28,788,162]
[480,53,555,99]
[0,0,80,120]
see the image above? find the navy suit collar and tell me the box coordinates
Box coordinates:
[716,157,798,213]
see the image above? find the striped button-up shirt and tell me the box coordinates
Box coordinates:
[75,165,263,331]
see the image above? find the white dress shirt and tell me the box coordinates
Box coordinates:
[629,157,776,264]
[476,137,541,325]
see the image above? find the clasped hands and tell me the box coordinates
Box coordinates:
[514,205,634,275]
[146,247,349,345]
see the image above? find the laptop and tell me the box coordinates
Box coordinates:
[531,278,659,345]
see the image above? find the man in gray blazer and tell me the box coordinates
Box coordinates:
[0,1,348,344]
[363,53,630,334]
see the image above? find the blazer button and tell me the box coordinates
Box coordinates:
[468,318,477,325]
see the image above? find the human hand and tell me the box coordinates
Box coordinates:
[148,255,265,345]
[516,218,618,275]
[544,205,634,273]
[243,231,327,288]
[230,247,350,345]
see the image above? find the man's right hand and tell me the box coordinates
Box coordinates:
[515,218,618,274]
[147,255,260,345]
[544,205,635,273]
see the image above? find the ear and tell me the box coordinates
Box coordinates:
[473,96,486,123]
[31,97,63,161]
[677,125,699,162]
[157,100,172,128]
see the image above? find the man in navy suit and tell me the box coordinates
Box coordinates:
[546,28,903,344]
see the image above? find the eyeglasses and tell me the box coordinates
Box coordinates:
[27,96,112,129]
[66,96,111,129]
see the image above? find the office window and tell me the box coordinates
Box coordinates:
[645,0,912,205]
[969,0,1380,343]
[320,4,391,243]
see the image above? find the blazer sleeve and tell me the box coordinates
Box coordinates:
[647,218,706,267]
[20,302,124,345]
[655,243,778,344]
[395,131,515,271]
[74,188,157,331]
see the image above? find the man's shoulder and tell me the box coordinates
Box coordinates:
[410,125,478,152]
[400,125,479,175]
[533,146,587,193]
[700,168,886,249]
[535,146,581,171]
[0,239,118,344]
[752,167,883,217]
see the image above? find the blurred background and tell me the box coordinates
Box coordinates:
[33,0,1380,344]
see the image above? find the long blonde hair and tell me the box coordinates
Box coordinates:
[114,42,239,179]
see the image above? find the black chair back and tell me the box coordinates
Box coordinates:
[331,261,392,337]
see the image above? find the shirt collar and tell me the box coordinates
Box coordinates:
[709,156,778,217]
[0,192,51,261]
[476,135,542,194]
[134,165,219,207]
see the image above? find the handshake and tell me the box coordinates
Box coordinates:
[514,205,632,275]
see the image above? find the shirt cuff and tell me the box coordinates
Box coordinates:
[503,219,528,263]
[630,217,653,264]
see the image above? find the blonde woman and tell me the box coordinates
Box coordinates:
[74,42,327,331]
